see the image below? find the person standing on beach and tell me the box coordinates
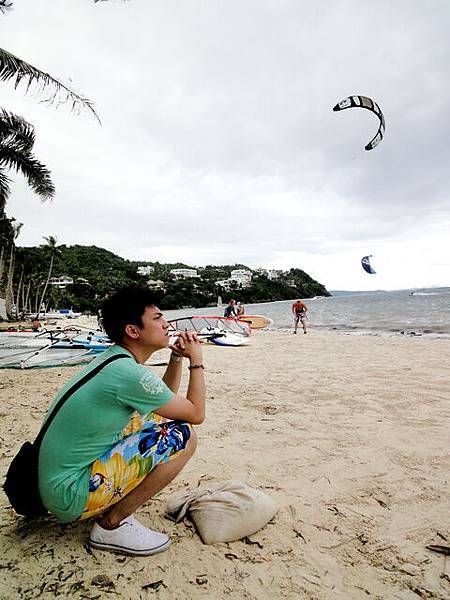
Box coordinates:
[38,287,205,556]
[96,308,103,331]
[224,299,237,319]
[292,299,308,334]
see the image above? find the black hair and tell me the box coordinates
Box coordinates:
[101,287,159,344]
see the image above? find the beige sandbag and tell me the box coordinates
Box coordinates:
[165,479,278,544]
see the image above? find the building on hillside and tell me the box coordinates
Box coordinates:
[49,276,74,289]
[147,279,166,291]
[170,268,198,279]
[137,265,154,276]
[267,269,283,281]
[230,269,252,288]
[216,279,232,292]
[216,269,253,291]
[75,277,91,286]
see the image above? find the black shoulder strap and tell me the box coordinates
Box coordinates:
[35,353,130,448]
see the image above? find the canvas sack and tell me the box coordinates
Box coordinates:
[165,479,278,544]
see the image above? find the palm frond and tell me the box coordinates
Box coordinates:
[0,108,35,151]
[0,1,13,14]
[12,220,22,239]
[43,235,57,248]
[0,48,100,122]
[0,146,55,200]
[42,235,61,257]
[0,168,11,212]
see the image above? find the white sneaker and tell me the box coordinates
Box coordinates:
[89,515,171,556]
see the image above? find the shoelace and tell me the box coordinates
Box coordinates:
[121,518,157,539]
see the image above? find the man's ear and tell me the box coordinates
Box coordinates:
[124,324,140,339]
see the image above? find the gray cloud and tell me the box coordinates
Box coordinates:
[2,0,450,290]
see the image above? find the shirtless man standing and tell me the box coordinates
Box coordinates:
[292,299,308,334]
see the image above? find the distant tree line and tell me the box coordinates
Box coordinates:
[0,244,330,318]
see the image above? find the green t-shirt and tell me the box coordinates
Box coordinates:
[38,345,174,523]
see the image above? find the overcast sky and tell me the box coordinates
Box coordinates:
[2,0,450,290]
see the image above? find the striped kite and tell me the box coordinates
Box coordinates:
[333,95,385,151]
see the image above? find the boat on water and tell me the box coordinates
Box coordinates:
[409,290,444,296]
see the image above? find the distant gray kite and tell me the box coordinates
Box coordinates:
[333,95,385,151]
[361,255,376,274]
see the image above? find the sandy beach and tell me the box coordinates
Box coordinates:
[1,329,449,599]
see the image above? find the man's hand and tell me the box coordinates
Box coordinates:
[170,331,203,364]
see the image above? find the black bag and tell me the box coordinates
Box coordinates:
[4,441,45,518]
[3,353,129,518]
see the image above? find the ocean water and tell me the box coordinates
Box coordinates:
[164,287,450,336]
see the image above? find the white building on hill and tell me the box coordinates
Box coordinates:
[267,269,283,281]
[137,265,154,276]
[217,269,253,291]
[216,279,232,291]
[49,276,74,289]
[230,269,252,287]
[147,279,166,291]
[170,268,198,279]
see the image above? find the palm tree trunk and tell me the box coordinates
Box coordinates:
[5,242,15,319]
[0,245,5,283]
[21,273,26,313]
[37,254,54,318]
[16,266,24,317]
[24,276,31,315]
[34,284,39,314]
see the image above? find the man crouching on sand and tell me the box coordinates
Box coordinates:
[38,287,205,556]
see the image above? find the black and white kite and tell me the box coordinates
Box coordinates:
[361,255,376,274]
[333,95,385,151]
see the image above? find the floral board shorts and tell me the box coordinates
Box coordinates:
[80,412,192,520]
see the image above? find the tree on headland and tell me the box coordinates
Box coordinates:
[0,216,12,281]
[5,217,23,319]
[4,218,22,318]
[0,110,55,318]
[36,236,59,318]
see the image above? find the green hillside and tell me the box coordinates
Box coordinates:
[4,244,330,314]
